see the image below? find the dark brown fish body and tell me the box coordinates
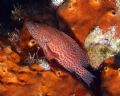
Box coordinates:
[25,22,95,86]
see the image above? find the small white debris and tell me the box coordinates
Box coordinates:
[51,0,64,6]
[38,59,51,71]
[24,47,51,71]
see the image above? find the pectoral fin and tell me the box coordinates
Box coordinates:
[44,45,59,60]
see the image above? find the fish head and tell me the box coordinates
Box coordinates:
[25,21,51,47]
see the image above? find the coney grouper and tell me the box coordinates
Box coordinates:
[25,22,95,86]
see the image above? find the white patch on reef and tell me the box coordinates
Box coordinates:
[85,26,120,53]
[85,26,120,69]
[116,0,120,9]
[51,0,64,6]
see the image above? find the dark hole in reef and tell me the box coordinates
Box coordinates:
[111,10,116,15]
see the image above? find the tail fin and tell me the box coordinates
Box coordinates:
[74,66,95,86]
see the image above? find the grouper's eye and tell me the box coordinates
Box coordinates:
[28,39,37,47]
